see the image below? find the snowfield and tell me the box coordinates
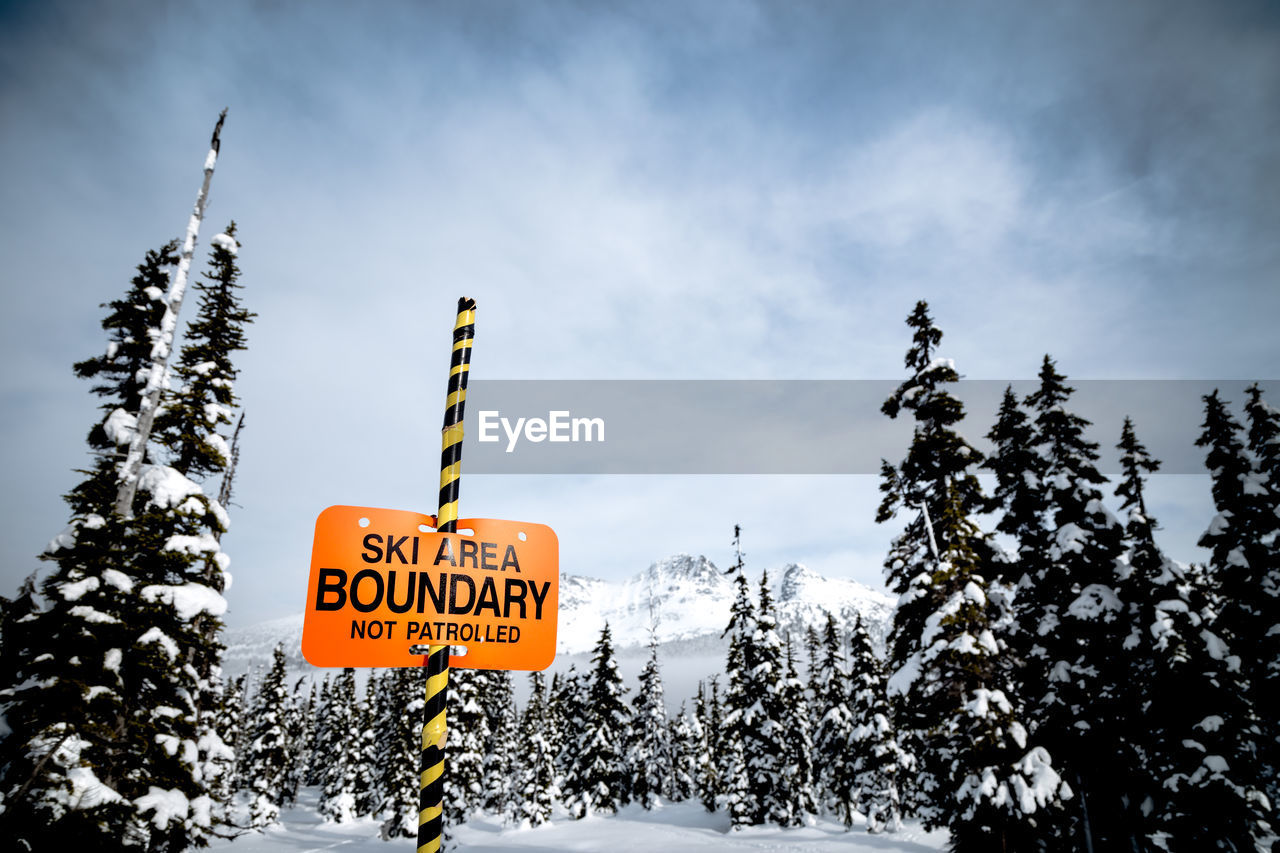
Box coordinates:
[210,788,949,852]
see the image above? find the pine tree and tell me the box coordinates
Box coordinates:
[479,670,518,818]
[0,243,177,848]
[1015,355,1135,847]
[668,700,700,803]
[304,675,332,787]
[318,668,359,824]
[243,645,291,828]
[720,535,759,828]
[628,637,673,809]
[73,241,180,499]
[349,677,380,817]
[511,671,558,828]
[443,667,489,825]
[1142,571,1274,852]
[1200,391,1278,755]
[811,613,856,823]
[280,678,312,808]
[155,224,252,481]
[847,613,908,833]
[1241,383,1280,805]
[877,305,1068,848]
[579,623,631,815]
[983,385,1051,592]
[775,636,817,826]
[1111,416,1168,844]
[376,668,423,840]
[0,214,251,850]
[208,673,245,811]
[552,666,590,818]
[803,622,824,731]
[121,225,250,848]
[753,571,789,825]
[694,680,721,813]
[1113,415,1273,850]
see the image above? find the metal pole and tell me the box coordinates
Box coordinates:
[419,297,475,853]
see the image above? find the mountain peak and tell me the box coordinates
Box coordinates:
[778,562,821,601]
[641,554,724,587]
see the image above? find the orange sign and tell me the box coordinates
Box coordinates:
[302,505,558,670]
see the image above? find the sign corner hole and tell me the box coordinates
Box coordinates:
[518,531,527,541]
[418,523,431,533]
[357,517,370,528]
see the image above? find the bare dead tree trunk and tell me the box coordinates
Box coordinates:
[115,109,227,519]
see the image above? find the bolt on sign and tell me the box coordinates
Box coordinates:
[303,505,558,670]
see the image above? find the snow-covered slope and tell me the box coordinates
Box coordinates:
[208,787,949,852]
[222,556,894,680]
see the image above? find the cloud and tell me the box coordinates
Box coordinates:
[1,0,1276,625]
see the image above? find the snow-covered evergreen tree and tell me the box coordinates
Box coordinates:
[775,636,817,827]
[1114,414,1274,850]
[1241,383,1280,805]
[0,244,176,847]
[282,678,313,808]
[803,622,823,730]
[318,668,360,824]
[1200,390,1279,784]
[243,645,291,828]
[811,613,856,823]
[668,700,700,804]
[1110,415,1169,840]
[376,668,422,839]
[0,212,251,850]
[847,613,908,833]
[694,680,721,813]
[155,224,252,481]
[877,304,1068,848]
[1020,356,1138,847]
[552,666,590,818]
[628,637,673,809]
[983,385,1051,592]
[208,672,245,811]
[304,674,332,787]
[752,572,788,827]
[443,666,489,826]
[720,543,759,829]
[511,671,558,828]
[479,669,517,818]
[579,623,632,816]
[349,677,380,818]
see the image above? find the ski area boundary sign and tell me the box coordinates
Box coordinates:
[302,505,558,670]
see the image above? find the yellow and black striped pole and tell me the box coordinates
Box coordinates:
[419,297,476,853]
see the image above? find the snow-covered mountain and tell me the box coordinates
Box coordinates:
[222,555,894,683]
[555,555,893,656]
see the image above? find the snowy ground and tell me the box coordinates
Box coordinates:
[210,788,950,852]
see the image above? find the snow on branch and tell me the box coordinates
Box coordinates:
[141,583,228,621]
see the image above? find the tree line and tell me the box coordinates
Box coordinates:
[216,600,910,841]
[874,301,1276,851]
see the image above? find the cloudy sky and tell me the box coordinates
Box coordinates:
[1,0,1277,627]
